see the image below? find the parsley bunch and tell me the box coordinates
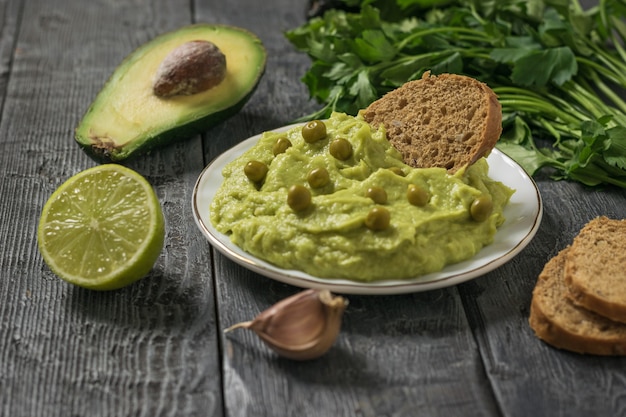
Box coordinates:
[286,0,626,188]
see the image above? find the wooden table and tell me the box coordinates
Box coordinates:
[1,0,625,416]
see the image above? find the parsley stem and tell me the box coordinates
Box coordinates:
[286,0,626,188]
[497,98,579,125]
[495,89,586,126]
[395,26,490,51]
[576,55,626,87]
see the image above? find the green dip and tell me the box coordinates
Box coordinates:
[210,112,514,281]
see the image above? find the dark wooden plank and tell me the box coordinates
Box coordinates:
[197,1,503,416]
[0,0,22,102]
[200,1,626,416]
[218,269,502,416]
[447,7,622,414]
[2,0,626,416]
[0,0,221,416]
[462,179,626,417]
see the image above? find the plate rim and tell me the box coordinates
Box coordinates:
[192,124,543,295]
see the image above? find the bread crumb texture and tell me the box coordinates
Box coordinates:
[565,216,626,323]
[362,72,502,173]
[529,217,626,355]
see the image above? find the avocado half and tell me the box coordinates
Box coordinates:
[75,24,267,162]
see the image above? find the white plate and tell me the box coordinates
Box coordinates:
[192,125,543,295]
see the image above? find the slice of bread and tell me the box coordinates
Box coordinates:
[564,216,626,324]
[361,71,502,173]
[529,247,626,355]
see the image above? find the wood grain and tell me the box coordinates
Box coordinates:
[1,0,626,416]
[0,0,219,416]
[462,181,626,417]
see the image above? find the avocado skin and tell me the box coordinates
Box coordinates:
[77,83,261,163]
[75,24,266,162]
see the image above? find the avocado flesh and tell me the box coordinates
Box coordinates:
[75,24,266,162]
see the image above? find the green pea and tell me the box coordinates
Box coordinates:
[470,195,493,222]
[307,167,330,188]
[244,160,268,183]
[329,138,353,160]
[365,186,387,204]
[407,184,429,206]
[287,185,312,211]
[365,206,390,231]
[272,137,292,156]
[301,120,327,143]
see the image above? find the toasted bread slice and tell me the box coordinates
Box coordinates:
[529,247,626,355]
[361,71,502,173]
[564,216,626,324]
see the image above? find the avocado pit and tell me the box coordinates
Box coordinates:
[153,40,227,97]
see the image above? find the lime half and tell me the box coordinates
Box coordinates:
[38,164,165,290]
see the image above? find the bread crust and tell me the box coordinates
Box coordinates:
[564,216,626,324]
[361,71,502,173]
[529,248,626,355]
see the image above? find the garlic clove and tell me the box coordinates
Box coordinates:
[225,288,348,361]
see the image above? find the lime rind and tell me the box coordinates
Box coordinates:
[37,164,165,290]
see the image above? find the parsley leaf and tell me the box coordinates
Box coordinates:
[287,0,626,188]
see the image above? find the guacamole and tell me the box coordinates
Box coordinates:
[210,112,514,281]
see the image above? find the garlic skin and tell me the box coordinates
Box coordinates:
[225,289,348,360]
